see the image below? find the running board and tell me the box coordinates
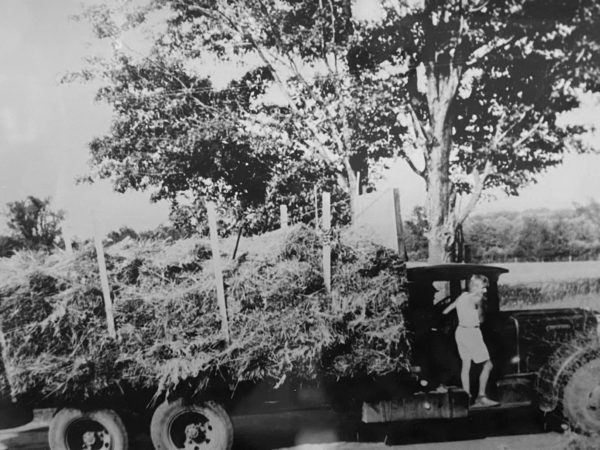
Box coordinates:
[361,388,469,423]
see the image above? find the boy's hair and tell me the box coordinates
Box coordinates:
[470,274,489,288]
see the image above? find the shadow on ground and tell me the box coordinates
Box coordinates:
[229,405,549,450]
[0,405,552,449]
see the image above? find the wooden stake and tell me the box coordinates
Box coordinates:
[313,185,319,230]
[62,224,73,255]
[232,221,244,261]
[280,204,288,229]
[354,172,361,223]
[206,202,230,342]
[0,324,16,402]
[322,192,331,296]
[92,213,116,339]
[393,188,407,261]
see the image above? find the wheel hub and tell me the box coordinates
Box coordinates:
[66,419,111,450]
[169,410,216,449]
[183,420,211,449]
[587,385,600,413]
[82,431,96,447]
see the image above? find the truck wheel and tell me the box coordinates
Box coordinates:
[150,398,233,450]
[563,357,600,434]
[48,407,129,450]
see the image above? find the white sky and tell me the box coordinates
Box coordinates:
[1,0,599,238]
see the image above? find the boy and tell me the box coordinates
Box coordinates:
[443,274,499,408]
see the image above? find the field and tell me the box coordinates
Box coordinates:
[490,261,600,310]
[493,261,600,285]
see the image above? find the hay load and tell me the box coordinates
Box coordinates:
[0,225,409,405]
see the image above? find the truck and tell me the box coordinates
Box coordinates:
[5,262,600,450]
[361,263,600,432]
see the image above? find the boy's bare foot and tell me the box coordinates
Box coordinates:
[471,395,500,408]
[433,384,448,393]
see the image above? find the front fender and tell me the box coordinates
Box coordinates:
[536,336,600,412]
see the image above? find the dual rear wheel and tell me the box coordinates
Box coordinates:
[48,408,128,450]
[150,399,233,450]
[47,400,233,450]
[562,357,600,434]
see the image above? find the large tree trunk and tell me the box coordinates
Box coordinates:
[425,67,461,263]
[426,121,453,263]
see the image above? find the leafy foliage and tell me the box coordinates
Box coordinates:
[0,236,22,259]
[404,200,600,262]
[72,0,600,257]
[2,196,65,253]
[352,0,600,261]
[72,0,408,234]
[466,201,600,262]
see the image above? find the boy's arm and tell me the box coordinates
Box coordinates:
[443,300,457,315]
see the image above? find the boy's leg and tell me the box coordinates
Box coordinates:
[473,359,499,407]
[460,358,471,397]
[478,359,493,397]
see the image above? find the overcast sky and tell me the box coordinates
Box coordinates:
[1,0,600,238]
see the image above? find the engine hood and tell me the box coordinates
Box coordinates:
[506,308,597,373]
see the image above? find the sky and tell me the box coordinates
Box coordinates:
[1,0,600,239]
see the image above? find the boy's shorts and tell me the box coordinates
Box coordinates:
[455,326,490,364]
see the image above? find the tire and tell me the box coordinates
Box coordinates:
[150,398,233,450]
[48,407,129,450]
[563,357,600,434]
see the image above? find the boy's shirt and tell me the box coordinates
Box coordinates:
[455,292,480,327]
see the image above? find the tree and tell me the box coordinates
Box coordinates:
[4,196,65,251]
[404,205,429,260]
[0,235,22,258]
[72,0,403,233]
[74,1,600,253]
[106,226,139,244]
[353,0,600,262]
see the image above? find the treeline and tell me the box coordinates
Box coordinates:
[0,196,191,258]
[404,201,600,263]
[0,197,65,257]
[5,196,600,264]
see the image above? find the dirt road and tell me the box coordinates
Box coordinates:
[0,406,578,450]
[0,421,572,450]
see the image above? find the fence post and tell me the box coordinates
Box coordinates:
[354,172,361,224]
[206,202,231,343]
[0,325,16,402]
[314,186,319,230]
[62,222,74,255]
[393,188,406,260]
[92,213,116,339]
[280,204,288,229]
[322,192,331,296]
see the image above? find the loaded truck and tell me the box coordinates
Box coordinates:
[3,262,600,450]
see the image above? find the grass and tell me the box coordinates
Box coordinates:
[494,261,600,285]
[468,261,600,310]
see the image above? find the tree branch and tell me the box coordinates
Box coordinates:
[402,148,427,180]
[512,116,544,148]
[467,36,515,66]
[455,159,492,225]
[327,0,338,73]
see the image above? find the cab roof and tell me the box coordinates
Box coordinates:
[406,263,509,283]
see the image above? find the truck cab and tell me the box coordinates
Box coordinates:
[363,263,600,430]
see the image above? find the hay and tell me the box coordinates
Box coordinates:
[0,225,409,404]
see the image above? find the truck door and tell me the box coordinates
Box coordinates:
[429,280,465,387]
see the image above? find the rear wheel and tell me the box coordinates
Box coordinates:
[150,398,233,450]
[563,357,600,434]
[48,407,128,450]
